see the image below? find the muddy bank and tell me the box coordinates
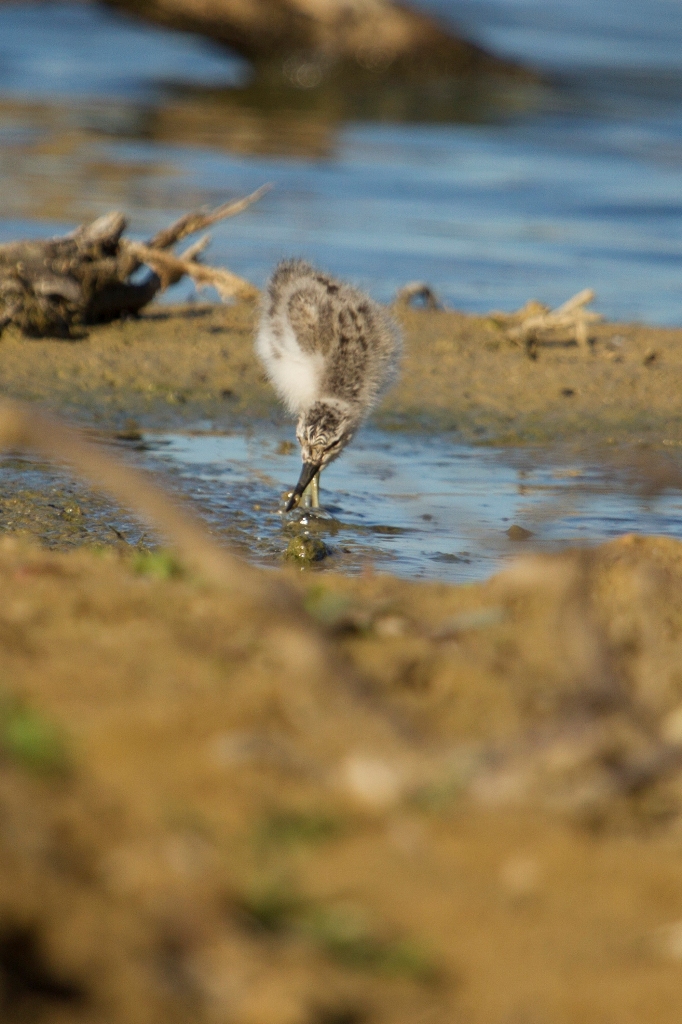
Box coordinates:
[0,455,143,550]
[0,299,679,445]
[2,533,682,1022]
[0,298,680,555]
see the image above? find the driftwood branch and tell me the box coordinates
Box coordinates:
[497,289,603,353]
[103,0,533,82]
[147,183,271,249]
[122,241,259,300]
[395,281,442,310]
[0,186,268,338]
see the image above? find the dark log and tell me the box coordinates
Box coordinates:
[0,188,266,338]
[102,0,534,83]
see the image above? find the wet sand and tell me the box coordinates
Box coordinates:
[0,298,679,443]
[2,303,682,1022]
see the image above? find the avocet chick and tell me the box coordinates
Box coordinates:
[256,259,401,510]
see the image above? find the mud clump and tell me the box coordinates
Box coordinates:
[284,534,331,564]
[506,524,533,541]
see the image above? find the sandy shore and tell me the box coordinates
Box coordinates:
[0,298,680,445]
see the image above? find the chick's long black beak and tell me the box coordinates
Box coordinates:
[284,461,319,512]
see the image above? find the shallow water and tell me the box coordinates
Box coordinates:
[1,1,682,323]
[3,2,682,566]
[141,428,682,581]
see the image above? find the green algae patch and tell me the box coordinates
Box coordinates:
[131,549,184,580]
[302,906,440,982]
[256,808,342,849]
[236,882,439,982]
[0,697,71,777]
[303,584,354,625]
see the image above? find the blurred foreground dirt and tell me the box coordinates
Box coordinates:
[2,533,682,1021]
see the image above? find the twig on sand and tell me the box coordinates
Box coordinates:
[500,288,603,353]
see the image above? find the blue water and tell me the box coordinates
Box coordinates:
[1,0,682,323]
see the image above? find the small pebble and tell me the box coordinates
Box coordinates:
[506,524,534,541]
[373,615,407,637]
[661,705,682,745]
[60,503,83,522]
[341,754,403,808]
[651,920,682,960]
[115,420,142,442]
[499,855,542,901]
[3,600,35,624]
[388,817,426,854]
